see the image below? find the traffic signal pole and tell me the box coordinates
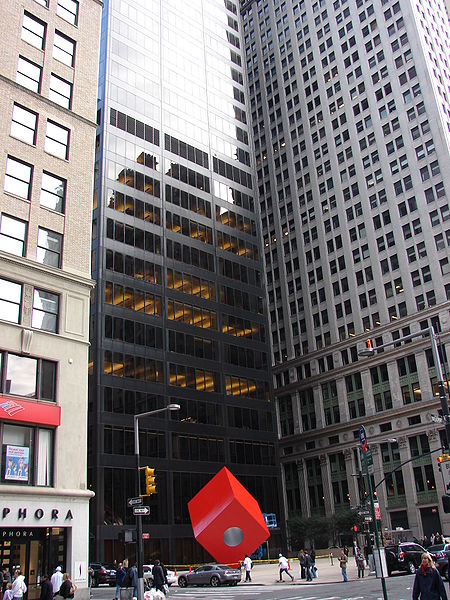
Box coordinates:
[134,417,145,600]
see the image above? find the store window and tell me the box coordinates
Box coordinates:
[0,424,53,486]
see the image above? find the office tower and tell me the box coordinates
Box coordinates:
[241,0,450,541]
[0,0,101,596]
[89,0,282,563]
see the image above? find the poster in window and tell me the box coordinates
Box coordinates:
[5,445,29,482]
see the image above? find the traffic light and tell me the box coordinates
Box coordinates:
[442,495,450,513]
[145,467,156,496]
[437,454,450,464]
[353,525,358,533]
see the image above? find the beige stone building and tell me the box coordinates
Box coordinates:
[0,1,101,597]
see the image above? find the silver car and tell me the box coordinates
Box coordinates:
[178,564,241,588]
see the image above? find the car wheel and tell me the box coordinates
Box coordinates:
[408,561,416,574]
[178,576,188,588]
[210,576,220,587]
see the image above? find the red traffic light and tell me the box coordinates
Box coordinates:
[353,525,358,532]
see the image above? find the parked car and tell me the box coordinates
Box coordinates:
[385,542,426,575]
[435,555,450,580]
[143,565,176,587]
[427,544,450,560]
[177,564,241,587]
[89,563,117,587]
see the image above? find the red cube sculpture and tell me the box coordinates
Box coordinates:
[188,466,270,564]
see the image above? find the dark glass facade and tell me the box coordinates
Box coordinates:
[89,0,283,564]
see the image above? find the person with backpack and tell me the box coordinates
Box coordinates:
[58,574,76,599]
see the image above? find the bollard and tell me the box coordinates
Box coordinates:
[288,560,291,570]
[174,568,177,576]
[189,566,191,573]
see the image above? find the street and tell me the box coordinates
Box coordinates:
[91,574,424,600]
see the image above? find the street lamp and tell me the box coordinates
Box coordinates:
[359,326,450,446]
[134,403,180,600]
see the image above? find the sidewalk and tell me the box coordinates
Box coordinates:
[239,556,371,586]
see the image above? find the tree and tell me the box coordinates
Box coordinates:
[288,506,363,549]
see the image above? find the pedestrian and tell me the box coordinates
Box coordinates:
[278,554,294,582]
[129,565,137,600]
[59,574,76,600]
[330,552,334,566]
[356,551,365,578]
[304,551,313,582]
[339,550,348,583]
[243,555,252,582]
[40,575,53,600]
[51,568,63,597]
[436,533,442,545]
[298,550,306,579]
[151,560,167,596]
[431,534,436,545]
[3,584,12,600]
[11,570,26,600]
[310,549,317,579]
[115,563,125,600]
[343,545,349,557]
[412,552,447,599]
[2,568,11,594]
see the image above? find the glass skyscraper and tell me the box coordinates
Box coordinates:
[89,0,283,563]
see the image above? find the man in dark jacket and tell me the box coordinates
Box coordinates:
[40,575,54,600]
[151,560,167,594]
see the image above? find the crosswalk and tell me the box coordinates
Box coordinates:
[170,589,411,600]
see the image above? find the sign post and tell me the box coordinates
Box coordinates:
[360,426,389,600]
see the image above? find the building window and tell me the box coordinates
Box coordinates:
[37,228,62,267]
[0,279,22,324]
[53,31,75,66]
[16,56,42,93]
[49,74,72,109]
[1,352,56,401]
[1,424,54,487]
[21,12,46,50]
[0,214,27,257]
[57,0,79,25]
[10,104,38,145]
[4,156,32,200]
[45,121,69,159]
[32,289,59,333]
[40,172,66,213]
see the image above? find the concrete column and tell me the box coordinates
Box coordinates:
[320,453,334,515]
[296,459,310,517]
[344,448,359,507]
[397,435,420,533]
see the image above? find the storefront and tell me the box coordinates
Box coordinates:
[0,495,92,600]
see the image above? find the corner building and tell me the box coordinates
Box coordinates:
[240,0,450,540]
[89,0,283,563]
[0,0,101,598]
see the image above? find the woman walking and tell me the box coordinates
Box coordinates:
[11,570,26,600]
[412,553,447,600]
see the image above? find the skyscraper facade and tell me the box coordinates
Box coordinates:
[0,0,101,597]
[241,0,450,540]
[89,0,282,563]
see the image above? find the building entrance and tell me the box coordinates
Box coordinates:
[0,528,66,600]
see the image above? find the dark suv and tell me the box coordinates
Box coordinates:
[385,542,426,575]
[89,563,116,587]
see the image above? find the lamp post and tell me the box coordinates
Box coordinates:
[360,326,450,445]
[134,403,180,600]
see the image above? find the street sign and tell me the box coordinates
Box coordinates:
[364,515,373,522]
[133,506,150,516]
[358,509,370,516]
[374,501,381,521]
[359,425,368,453]
[128,497,143,507]
[440,456,450,495]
